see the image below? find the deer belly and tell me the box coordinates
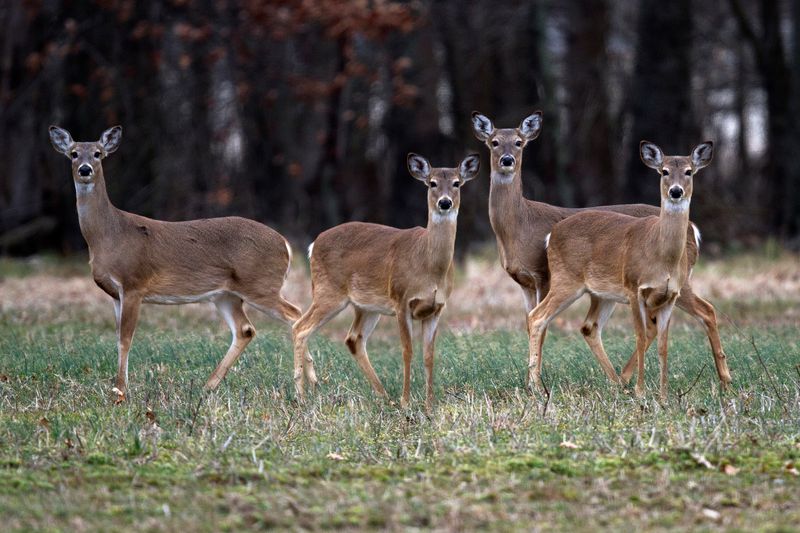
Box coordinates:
[143,289,233,305]
[349,292,395,316]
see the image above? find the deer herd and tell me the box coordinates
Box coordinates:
[49,112,732,411]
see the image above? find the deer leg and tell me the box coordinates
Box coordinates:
[345,308,387,399]
[526,284,584,393]
[654,301,677,401]
[206,294,256,390]
[112,291,141,400]
[580,296,621,384]
[397,309,414,408]
[421,312,441,413]
[248,295,320,390]
[620,311,657,384]
[676,287,732,387]
[291,296,348,401]
[626,298,651,397]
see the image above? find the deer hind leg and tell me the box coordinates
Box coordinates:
[205,294,255,390]
[526,281,584,393]
[345,308,387,399]
[676,287,732,387]
[291,295,348,401]
[112,290,142,401]
[580,296,621,384]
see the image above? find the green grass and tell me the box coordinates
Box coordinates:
[0,310,798,531]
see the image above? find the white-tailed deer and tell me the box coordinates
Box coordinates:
[472,112,731,390]
[528,141,714,400]
[49,125,316,400]
[291,153,480,411]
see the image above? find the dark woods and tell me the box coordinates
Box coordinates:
[1,0,798,255]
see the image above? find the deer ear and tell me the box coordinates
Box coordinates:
[640,141,664,169]
[407,153,431,182]
[471,112,494,141]
[49,126,74,155]
[100,126,123,154]
[691,141,713,170]
[458,153,480,183]
[519,111,542,140]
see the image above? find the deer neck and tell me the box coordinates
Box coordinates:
[74,169,120,246]
[424,210,458,275]
[488,166,524,240]
[655,197,691,267]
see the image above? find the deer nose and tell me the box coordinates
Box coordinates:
[500,155,515,167]
[438,197,453,211]
[669,186,684,199]
[78,164,93,177]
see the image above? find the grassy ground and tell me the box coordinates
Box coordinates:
[1,254,799,531]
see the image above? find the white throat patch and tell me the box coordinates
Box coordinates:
[490,171,515,185]
[431,210,458,224]
[75,182,95,195]
[664,198,690,213]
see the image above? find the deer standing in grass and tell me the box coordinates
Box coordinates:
[472,112,731,390]
[528,141,714,399]
[49,126,316,400]
[292,153,480,411]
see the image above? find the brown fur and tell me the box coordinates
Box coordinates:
[49,126,313,399]
[292,154,479,411]
[472,112,731,391]
[528,142,730,400]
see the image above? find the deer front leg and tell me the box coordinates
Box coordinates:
[112,291,142,401]
[654,300,677,401]
[421,313,441,413]
[397,309,414,408]
[627,297,651,398]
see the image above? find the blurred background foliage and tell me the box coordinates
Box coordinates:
[1,0,798,255]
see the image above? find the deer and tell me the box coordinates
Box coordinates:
[528,141,714,400]
[291,153,480,411]
[49,125,317,401]
[471,112,732,391]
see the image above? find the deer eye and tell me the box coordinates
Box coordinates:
[661,169,669,176]
[453,181,460,188]
[491,140,499,147]
[93,151,101,159]
[684,169,692,176]
[515,140,522,147]
[429,181,438,188]
[71,151,78,159]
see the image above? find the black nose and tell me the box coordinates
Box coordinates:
[500,156,514,167]
[78,164,92,177]
[438,198,452,210]
[669,186,683,199]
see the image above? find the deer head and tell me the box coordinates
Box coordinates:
[471,111,542,179]
[407,153,480,222]
[49,126,122,191]
[640,140,713,213]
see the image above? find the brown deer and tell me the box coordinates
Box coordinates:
[291,153,480,411]
[529,141,714,400]
[49,125,316,400]
[472,112,731,390]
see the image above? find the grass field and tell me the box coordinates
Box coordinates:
[1,253,799,531]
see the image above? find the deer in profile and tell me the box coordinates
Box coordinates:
[49,125,317,401]
[472,112,731,390]
[528,141,714,400]
[291,153,480,411]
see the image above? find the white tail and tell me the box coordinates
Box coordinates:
[471,113,731,391]
[291,153,480,411]
[49,125,314,400]
[527,141,716,400]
